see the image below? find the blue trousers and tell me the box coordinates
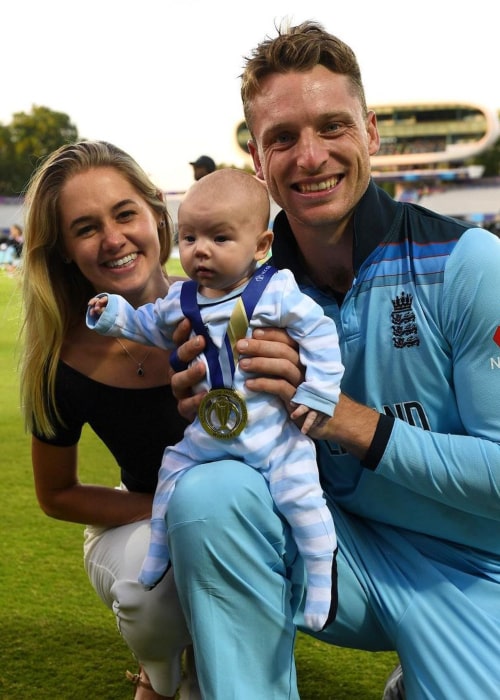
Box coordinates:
[167,461,500,700]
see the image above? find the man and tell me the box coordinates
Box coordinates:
[189,154,216,181]
[169,21,500,699]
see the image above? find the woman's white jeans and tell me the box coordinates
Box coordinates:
[84,517,200,698]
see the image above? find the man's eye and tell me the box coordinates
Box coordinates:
[323,122,343,135]
[275,133,294,145]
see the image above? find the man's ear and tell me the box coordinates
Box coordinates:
[248,140,265,181]
[366,110,380,156]
[255,229,274,261]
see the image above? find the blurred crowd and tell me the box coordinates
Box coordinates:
[0,223,24,274]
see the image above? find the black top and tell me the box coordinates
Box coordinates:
[34,361,188,493]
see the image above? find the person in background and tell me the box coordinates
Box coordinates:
[86,167,344,633]
[8,223,24,257]
[0,222,24,272]
[168,20,500,700]
[189,154,216,181]
[18,140,200,700]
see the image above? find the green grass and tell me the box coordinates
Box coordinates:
[0,268,397,698]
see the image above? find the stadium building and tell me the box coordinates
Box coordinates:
[235,102,500,230]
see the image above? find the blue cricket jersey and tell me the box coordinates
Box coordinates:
[271,180,500,555]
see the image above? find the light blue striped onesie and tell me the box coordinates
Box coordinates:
[86,266,344,631]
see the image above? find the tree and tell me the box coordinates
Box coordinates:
[473,136,500,178]
[0,105,79,195]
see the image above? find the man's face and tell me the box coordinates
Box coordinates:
[248,65,379,236]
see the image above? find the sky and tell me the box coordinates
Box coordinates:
[2,0,499,192]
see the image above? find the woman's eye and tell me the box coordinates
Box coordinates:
[117,210,135,221]
[76,224,95,237]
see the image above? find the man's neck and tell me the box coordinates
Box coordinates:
[295,223,355,296]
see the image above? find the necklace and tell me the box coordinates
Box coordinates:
[115,338,152,377]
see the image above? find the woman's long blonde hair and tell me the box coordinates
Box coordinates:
[19,140,172,437]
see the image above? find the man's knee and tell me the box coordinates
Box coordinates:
[168,459,273,524]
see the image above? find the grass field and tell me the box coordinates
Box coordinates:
[0,267,398,699]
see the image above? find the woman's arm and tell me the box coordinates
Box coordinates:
[32,437,153,526]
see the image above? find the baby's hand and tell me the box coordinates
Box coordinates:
[290,403,329,436]
[87,295,109,317]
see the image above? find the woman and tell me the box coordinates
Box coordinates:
[19,140,199,700]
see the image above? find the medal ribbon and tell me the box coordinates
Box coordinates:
[179,263,277,389]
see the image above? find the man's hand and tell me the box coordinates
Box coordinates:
[237,328,304,409]
[170,318,207,421]
[170,324,303,421]
[170,323,379,459]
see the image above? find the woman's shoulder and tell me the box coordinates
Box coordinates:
[53,359,181,437]
[62,322,172,389]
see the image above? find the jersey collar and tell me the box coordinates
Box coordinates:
[271,179,401,281]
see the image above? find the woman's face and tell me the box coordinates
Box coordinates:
[59,167,167,305]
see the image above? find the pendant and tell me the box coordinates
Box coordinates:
[199,388,248,439]
[137,365,145,377]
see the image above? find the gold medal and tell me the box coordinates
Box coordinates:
[199,388,248,439]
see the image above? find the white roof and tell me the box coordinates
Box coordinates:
[419,186,500,218]
[0,200,24,230]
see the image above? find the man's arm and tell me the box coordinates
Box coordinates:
[171,324,305,421]
[171,323,380,457]
[238,331,380,457]
[311,393,380,458]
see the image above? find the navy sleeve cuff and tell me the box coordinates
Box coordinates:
[360,413,395,470]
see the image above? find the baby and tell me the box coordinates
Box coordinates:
[87,168,344,631]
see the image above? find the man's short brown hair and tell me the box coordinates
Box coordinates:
[241,20,367,134]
